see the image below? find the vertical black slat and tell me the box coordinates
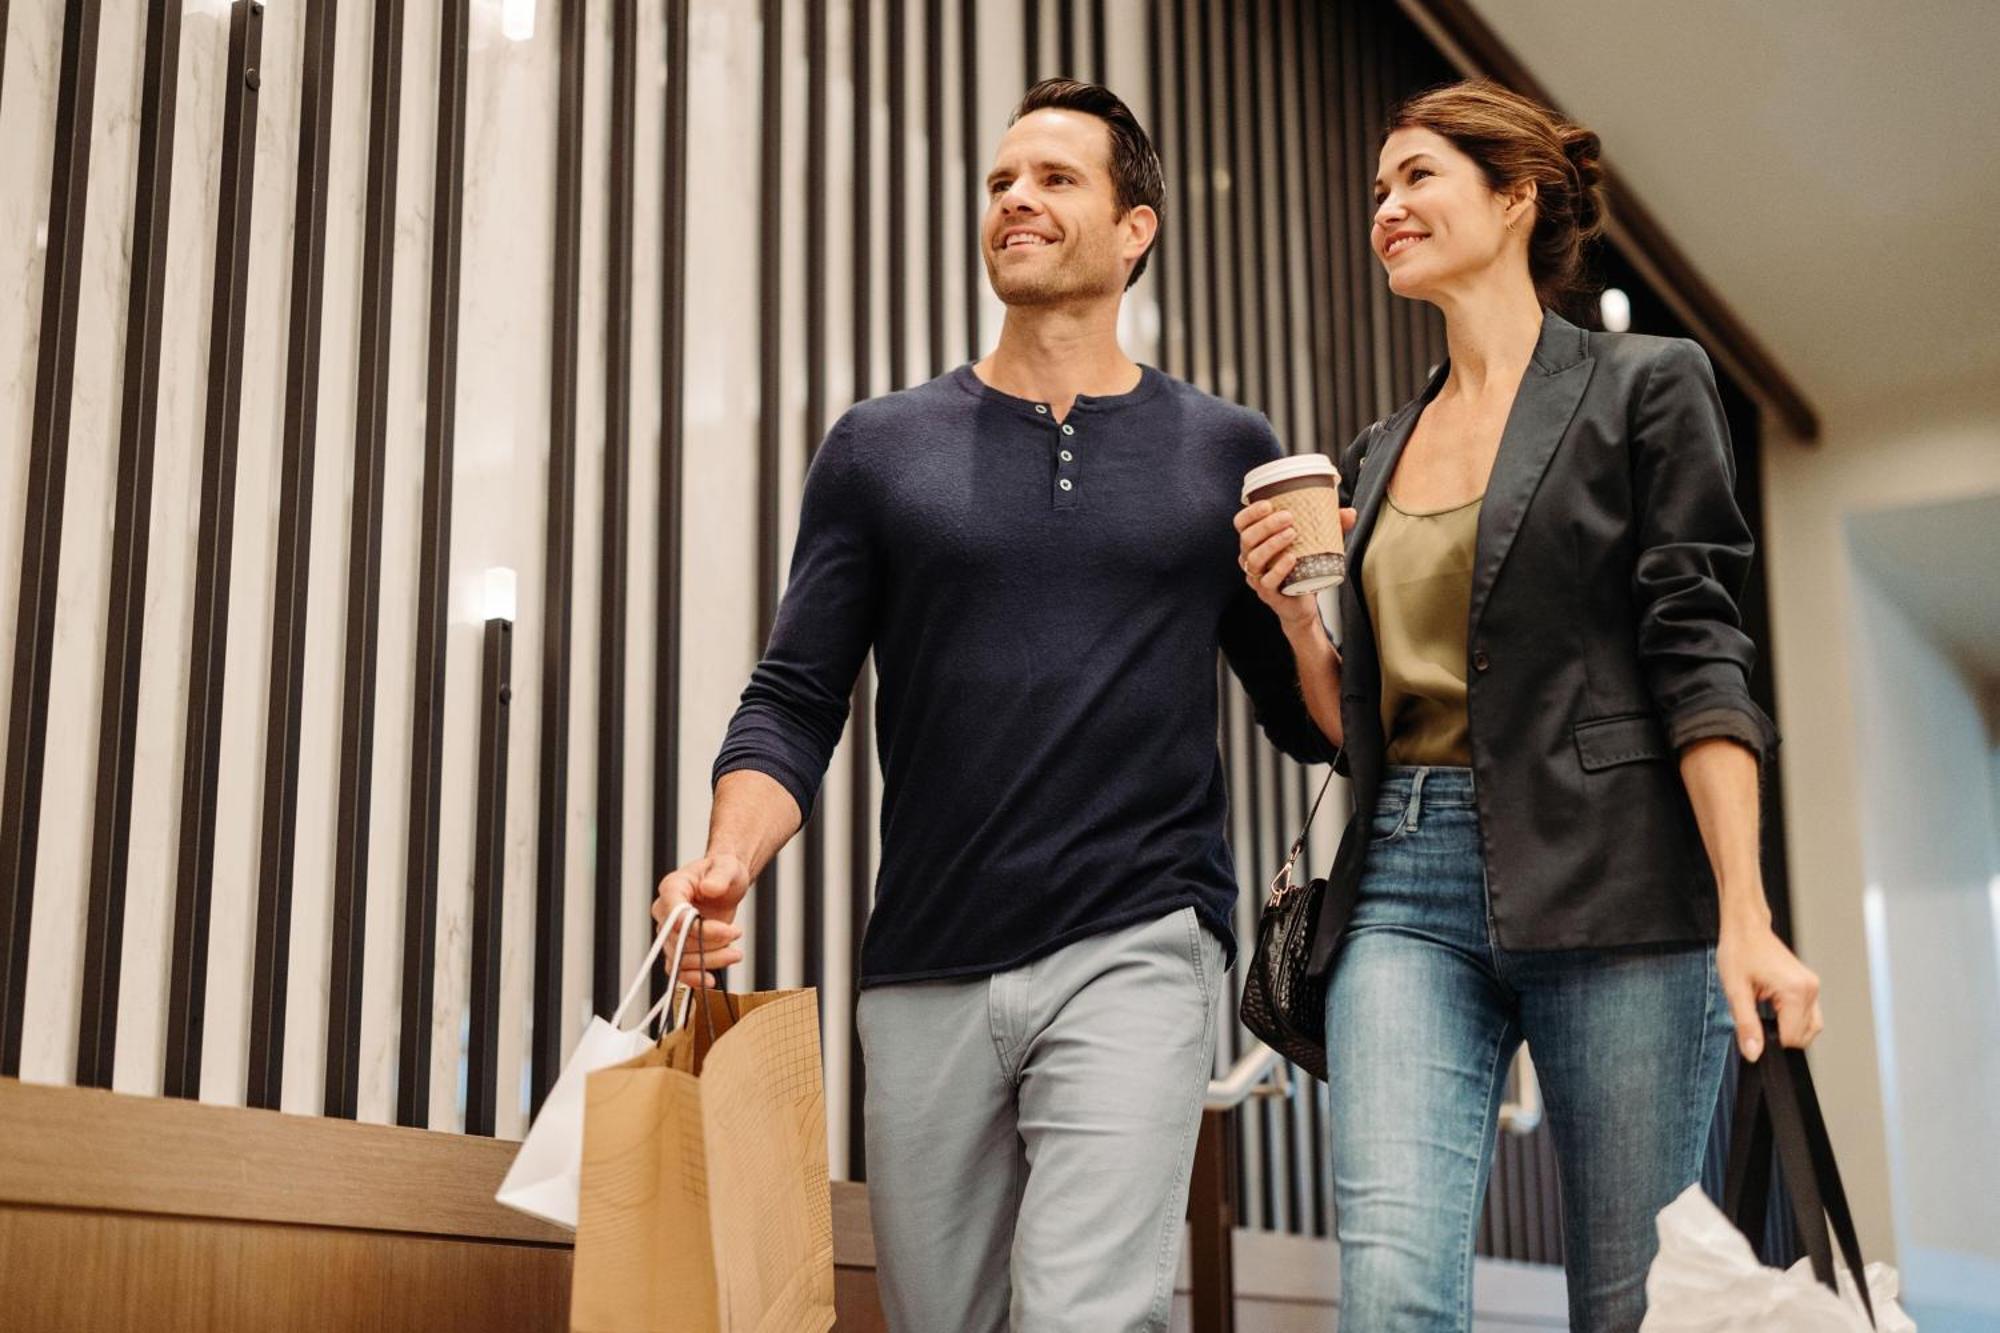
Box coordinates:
[650,0,690,1008]
[593,0,636,1021]
[1289,0,1325,452]
[1023,0,1039,87]
[247,0,337,1112]
[1213,660,1240,1212]
[0,0,10,109]
[395,0,470,1128]
[464,618,512,1136]
[1320,0,1348,429]
[1251,0,1305,1236]
[923,0,943,377]
[1246,0,1273,426]
[847,0,875,1182]
[161,0,263,1101]
[1223,0,1247,408]
[1056,0,1074,73]
[1395,33,1426,391]
[322,0,404,1119]
[1145,0,1167,374]
[1089,0,1105,87]
[1196,0,1220,393]
[752,0,784,988]
[533,0,584,1115]
[887,0,907,390]
[1355,3,1393,417]
[1232,0,1282,1234]
[75,0,183,1090]
[1377,31,1411,402]
[0,0,99,1079]
[1334,0,1362,444]
[959,0,979,362]
[800,0,828,1012]
[1170,0,1193,385]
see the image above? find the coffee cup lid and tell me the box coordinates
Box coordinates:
[1242,453,1339,503]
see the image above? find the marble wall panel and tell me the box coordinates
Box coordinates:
[0,0,65,763]
[17,0,145,1087]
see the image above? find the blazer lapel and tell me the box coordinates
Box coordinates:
[1468,311,1595,634]
[1347,363,1448,585]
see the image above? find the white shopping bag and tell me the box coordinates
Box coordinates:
[494,905,697,1230]
[1641,1185,1914,1332]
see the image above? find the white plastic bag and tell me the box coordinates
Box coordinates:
[494,905,697,1229]
[1641,1185,1915,1332]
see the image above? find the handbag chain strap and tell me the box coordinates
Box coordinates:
[1268,750,1342,908]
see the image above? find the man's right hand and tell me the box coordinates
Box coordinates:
[652,854,752,988]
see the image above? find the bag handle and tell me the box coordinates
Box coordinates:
[1269,752,1342,907]
[1722,1013,1876,1327]
[682,915,742,1055]
[612,905,699,1034]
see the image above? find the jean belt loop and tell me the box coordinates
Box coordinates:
[1407,767,1427,831]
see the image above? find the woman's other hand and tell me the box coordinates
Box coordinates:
[1717,920,1823,1060]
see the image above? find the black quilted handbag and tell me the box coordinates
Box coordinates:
[1239,764,1338,1082]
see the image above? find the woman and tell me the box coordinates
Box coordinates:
[1235,79,1822,1331]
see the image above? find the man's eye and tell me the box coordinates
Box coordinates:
[989,180,1010,195]
[1048,174,1072,186]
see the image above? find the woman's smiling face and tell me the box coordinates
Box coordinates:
[1371,125,1533,301]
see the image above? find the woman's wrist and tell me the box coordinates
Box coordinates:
[1717,889,1774,935]
[1282,610,1334,654]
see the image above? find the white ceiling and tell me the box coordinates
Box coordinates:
[1461,0,2000,416]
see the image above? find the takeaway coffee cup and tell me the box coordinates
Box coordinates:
[1241,454,1344,595]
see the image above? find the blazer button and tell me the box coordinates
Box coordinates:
[1473,649,1491,673]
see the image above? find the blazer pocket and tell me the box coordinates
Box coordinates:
[1574,713,1669,771]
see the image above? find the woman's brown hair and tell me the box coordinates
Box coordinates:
[1387,79,1606,305]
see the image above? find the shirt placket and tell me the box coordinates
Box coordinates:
[1035,402,1082,510]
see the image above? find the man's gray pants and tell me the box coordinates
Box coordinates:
[856,906,1225,1333]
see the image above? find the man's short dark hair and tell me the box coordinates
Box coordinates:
[1010,78,1165,289]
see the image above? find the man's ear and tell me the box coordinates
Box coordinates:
[1123,203,1160,261]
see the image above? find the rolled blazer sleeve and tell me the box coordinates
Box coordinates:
[1628,339,1779,761]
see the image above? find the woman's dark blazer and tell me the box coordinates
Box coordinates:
[1305,308,1777,977]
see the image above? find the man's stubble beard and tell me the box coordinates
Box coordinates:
[983,236,1126,310]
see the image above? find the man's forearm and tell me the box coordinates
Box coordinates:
[707,769,807,880]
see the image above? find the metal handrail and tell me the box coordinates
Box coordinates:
[1205,1040,1290,1110]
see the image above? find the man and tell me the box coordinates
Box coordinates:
[653,79,1332,1331]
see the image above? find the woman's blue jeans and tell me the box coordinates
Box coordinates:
[1324,767,1732,1332]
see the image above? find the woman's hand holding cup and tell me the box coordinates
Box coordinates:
[1235,500,1357,633]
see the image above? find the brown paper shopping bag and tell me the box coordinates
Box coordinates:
[570,986,834,1333]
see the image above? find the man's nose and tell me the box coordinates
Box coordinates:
[999,183,1039,213]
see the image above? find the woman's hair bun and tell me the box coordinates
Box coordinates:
[1560,126,1606,240]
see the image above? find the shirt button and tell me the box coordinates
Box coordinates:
[1058,478,1073,492]
[1473,650,1491,672]
[1034,404,1048,414]
[1060,449,1073,462]
[1061,423,1075,435]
